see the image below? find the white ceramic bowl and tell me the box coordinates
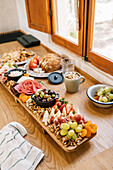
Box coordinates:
[86,84,113,108]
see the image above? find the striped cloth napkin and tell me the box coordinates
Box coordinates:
[0,122,45,170]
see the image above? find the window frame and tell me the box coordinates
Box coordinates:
[51,0,85,56]
[87,0,113,76]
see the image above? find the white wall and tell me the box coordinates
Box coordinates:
[0,0,20,33]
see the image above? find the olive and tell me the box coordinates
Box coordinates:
[52,94,55,98]
[35,92,39,97]
[38,90,42,94]
[44,94,49,98]
[42,99,46,102]
[40,92,44,98]
[48,90,54,94]
[47,98,50,102]
[43,89,47,92]
[45,90,48,94]
[36,96,40,100]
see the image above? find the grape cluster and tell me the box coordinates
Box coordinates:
[60,122,82,140]
[94,87,113,103]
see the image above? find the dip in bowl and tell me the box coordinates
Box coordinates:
[4,68,26,81]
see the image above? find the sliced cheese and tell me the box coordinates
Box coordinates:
[62,107,66,117]
[49,108,55,118]
[69,110,74,117]
[42,110,49,123]
[56,110,61,118]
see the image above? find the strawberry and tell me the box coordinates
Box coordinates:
[49,116,55,124]
[66,104,73,114]
[55,109,59,113]
[56,102,62,108]
[59,104,66,111]
[72,109,75,114]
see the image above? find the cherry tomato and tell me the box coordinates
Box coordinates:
[34,55,40,64]
[29,61,37,70]
[30,59,37,64]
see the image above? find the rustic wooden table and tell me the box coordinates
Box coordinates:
[0,41,113,169]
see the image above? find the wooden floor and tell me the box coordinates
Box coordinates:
[0,41,113,169]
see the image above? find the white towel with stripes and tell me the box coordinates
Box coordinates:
[0,122,45,170]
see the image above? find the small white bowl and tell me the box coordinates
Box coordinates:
[86,84,113,108]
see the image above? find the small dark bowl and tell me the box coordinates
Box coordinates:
[4,69,27,82]
[31,93,59,108]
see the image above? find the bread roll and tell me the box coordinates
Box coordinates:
[39,53,61,72]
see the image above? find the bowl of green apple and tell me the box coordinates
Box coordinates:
[86,84,113,108]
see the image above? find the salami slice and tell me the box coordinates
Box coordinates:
[14,79,43,95]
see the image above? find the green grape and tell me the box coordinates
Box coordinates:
[67,134,71,140]
[78,124,83,129]
[99,96,103,102]
[109,94,113,99]
[70,122,77,129]
[97,91,103,96]
[106,92,110,96]
[61,123,69,130]
[100,88,104,93]
[75,126,82,133]
[72,134,77,140]
[68,130,75,137]
[68,121,72,128]
[104,87,112,93]
[60,129,68,136]
[102,96,108,103]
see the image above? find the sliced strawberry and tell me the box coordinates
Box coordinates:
[55,109,59,113]
[49,116,55,124]
[66,104,73,114]
[71,109,75,114]
[56,102,62,108]
[59,104,66,111]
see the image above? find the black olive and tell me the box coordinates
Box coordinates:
[45,90,48,94]
[48,90,54,94]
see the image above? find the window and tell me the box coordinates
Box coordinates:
[56,0,78,44]
[51,0,84,56]
[87,0,113,75]
[25,0,113,76]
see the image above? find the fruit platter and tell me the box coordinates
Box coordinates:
[24,53,62,78]
[0,69,97,152]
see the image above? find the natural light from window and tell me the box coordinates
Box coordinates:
[56,0,78,45]
[93,0,113,61]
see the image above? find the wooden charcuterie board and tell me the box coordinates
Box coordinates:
[0,81,97,152]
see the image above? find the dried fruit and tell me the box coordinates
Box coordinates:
[85,126,91,137]
[90,124,97,133]
[85,120,92,126]
[80,129,87,137]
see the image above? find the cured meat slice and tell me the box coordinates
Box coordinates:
[14,79,43,95]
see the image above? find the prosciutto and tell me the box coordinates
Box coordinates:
[14,79,43,95]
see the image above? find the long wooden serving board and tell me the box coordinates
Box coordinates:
[0,81,97,152]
